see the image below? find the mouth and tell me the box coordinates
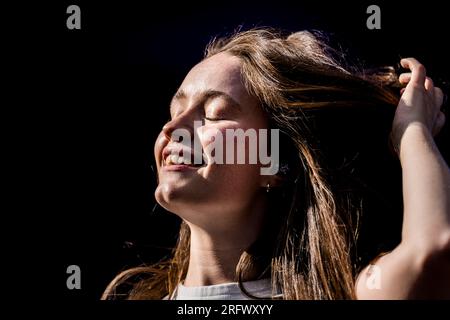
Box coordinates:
[162,146,207,170]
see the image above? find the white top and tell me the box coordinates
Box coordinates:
[168,278,282,300]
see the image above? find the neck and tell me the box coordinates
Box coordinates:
[183,201,266,287]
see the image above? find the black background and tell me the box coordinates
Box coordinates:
[20,0,450,302]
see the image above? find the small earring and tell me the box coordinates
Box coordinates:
[266,183,270,193]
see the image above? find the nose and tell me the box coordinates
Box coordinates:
[162,109,198,141]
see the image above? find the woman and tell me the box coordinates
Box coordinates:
[102,29,449,299]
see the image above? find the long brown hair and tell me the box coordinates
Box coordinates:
[102,28,399,300]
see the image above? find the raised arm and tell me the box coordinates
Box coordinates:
[356,58,450,299]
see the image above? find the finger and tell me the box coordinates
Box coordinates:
[399,73,412,84]
[432,111,446,136]
[400,58,426,86]
[434,87,444,107]
[425,77,434,91]
[425,77,435,101]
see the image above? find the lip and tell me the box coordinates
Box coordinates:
[162,164,200,172]
[161,144,206,170]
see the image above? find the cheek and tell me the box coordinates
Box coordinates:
[198,123,256,164]
[198,124,268,167]
[207,165,262,207]
[198,124,263,194]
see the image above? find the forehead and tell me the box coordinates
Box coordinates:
[178,52,249,101]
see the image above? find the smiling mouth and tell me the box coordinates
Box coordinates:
[163,152,207,168]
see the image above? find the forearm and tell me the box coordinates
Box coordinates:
[357,58,450,299]
[399,123,450,247]
[356,125,450,299]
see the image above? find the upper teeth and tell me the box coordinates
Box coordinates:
[167,155,191,165]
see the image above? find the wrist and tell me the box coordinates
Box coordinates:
[398,123,434,161]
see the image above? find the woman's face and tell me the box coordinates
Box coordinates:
[154,52,271,226]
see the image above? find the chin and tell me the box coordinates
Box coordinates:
[155,182,181,207]
[155,182,222,222]
[154,181,200,212]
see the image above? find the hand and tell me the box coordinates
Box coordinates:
[390,58,446,153]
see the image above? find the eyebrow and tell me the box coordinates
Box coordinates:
[171,89,242,111]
